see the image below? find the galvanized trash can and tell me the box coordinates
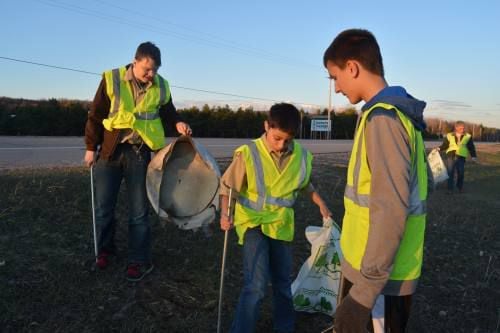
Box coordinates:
[146,135,220,230]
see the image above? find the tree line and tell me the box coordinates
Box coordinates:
[1,97,499,141]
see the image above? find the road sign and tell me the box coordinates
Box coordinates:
[311,119,331,132]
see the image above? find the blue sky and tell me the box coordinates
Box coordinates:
[1,0,499,128]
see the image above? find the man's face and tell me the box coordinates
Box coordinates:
[325,60,362,104]
[133,57,159,83]
[264,121,293,153]
[455,124,465,135]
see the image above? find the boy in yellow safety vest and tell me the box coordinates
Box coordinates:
[324,29,429,332]
[219,103,332,333]
[438,120,477,193]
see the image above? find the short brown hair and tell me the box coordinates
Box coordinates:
[323,29,384,76]
[135,42,162,67]
[267,103,300,136]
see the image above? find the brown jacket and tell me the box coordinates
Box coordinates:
[84,64,182,160]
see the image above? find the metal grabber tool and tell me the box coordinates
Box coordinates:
[217,188,236,333]
[90,164,98,263]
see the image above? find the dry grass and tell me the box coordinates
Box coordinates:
[0,148,498,332]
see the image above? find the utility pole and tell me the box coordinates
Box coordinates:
[328,78,332,140]
[300,111,303,139]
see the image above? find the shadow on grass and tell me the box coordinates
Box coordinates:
[0,157,345,333]
[411,151,500,333]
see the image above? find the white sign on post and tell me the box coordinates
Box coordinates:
[310,119,331,132]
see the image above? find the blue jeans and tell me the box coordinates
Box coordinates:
[230,228,295,333]
[446,155,466,190]
[94,144,151,263]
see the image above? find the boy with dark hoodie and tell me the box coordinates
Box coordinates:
[323,29,428,332]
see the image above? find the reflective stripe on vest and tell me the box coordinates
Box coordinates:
[135,111,160,120]
[237,140,309,210]
[102,66,171,150]
[110,68,121,117]
[344,118,426,215]
[233,138,313,244]
[446,133,471,157]
[341,102,427,282]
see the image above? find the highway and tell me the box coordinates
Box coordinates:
[2,136,491,169]
[0,136,354,169]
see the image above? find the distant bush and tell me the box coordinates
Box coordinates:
[0,97,89,136]
[2,97,498,141]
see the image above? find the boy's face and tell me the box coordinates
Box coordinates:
[325,60,363,104]
[133,57,159,84]
[264,121,293,153]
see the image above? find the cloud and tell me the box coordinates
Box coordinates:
[429,100,473,110]
[424,102,500,128]
[175,99,326,112]
[176,99,271,111]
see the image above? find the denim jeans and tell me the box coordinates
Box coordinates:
[446,155,466,190]
[94,143,151,263]
[230,228,295,333]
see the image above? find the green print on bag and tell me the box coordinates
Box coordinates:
[291,223,342,316]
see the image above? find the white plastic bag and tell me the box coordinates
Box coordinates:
[428,148,448,185]
[291,218,342,316]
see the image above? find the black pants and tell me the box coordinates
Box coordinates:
[338,277,412,333]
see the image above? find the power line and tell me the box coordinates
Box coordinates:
[0,55,324,107]
[0,56,100,76]
[91,0,318,69]
[36,0,319,70]
[169,85,281,103]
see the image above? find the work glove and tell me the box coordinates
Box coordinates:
[322,216,334,228]
[334,294,371,333]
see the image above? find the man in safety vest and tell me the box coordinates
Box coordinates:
[219,103,332,333]
[324,29,428,332]
[438,120,477,194]
[84,42,192,281]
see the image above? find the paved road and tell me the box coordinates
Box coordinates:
[0,136,354,169]
[1,136,493,169]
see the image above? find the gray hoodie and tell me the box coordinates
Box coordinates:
[343,86,428,309]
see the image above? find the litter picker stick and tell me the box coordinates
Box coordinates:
[217,188,233,333]
[90,165,98,261]
[337,273,346,306]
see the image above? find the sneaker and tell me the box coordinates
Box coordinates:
[96,250,111,269]
[126,263,154,282]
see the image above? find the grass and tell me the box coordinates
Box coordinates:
[0,148,499,332]
[409,148,500,332]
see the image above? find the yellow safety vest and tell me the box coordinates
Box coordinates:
[102,66,171,150]
[234,138,313,245]
[342,103,428,282]
[446,133,471,158]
